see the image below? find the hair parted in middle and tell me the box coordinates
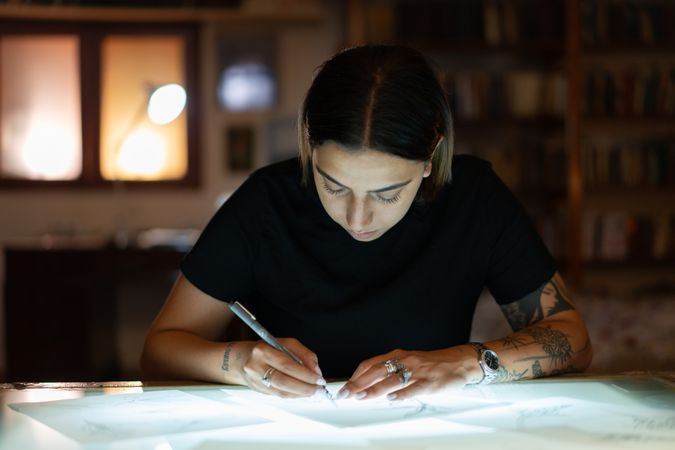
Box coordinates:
[298,44,454,201]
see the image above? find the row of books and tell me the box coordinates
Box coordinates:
[584,66,675,117]
[447,71,566,119]
[364,0,565,46]
[457,138,567,192]
[582,140,675,189]
[581,0,675,45]
[582,213,675,262]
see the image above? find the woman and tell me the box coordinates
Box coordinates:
[141,45,592,401]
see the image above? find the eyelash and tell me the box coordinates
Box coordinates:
[322,180,401,204]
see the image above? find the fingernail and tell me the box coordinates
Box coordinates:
[355,391,367,400]
[387,393,398,401]
[336,388,349,399]
[316,377,326,386]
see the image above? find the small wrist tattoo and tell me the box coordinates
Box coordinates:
[222,343,233,372]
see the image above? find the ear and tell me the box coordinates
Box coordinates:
[423,136,442,178]
[423,160,432,178]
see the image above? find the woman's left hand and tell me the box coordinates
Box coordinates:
[336,345,481,401]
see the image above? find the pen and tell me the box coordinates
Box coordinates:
[228,301,335,402]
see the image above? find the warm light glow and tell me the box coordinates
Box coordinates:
[100,35,187,181]
[147,83,187,125]
[1,35,82,180]
[20,122,80,180]
[218,62,275,111]
[116,129,167,179]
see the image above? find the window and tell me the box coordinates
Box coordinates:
[0,21,199,188]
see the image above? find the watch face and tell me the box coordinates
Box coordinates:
[483,350,500,371]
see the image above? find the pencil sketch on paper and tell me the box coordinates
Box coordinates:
[10,389,267,443]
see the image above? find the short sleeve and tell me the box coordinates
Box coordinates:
[180,174,264,302]
[483,166,557,305]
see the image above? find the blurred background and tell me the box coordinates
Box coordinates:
[0,0,673,383]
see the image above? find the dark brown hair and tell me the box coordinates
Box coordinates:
[298,44,454,201]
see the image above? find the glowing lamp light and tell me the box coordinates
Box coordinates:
[146,83,187,125]
[22,123,79,180]
[116,129,167,178]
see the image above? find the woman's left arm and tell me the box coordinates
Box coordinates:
[481,271,592,382]
[338,271,592,400]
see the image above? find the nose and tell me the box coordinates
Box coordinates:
[346,196,373,231]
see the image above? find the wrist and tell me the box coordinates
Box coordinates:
[220,341,255,385]
[454,344,485,385]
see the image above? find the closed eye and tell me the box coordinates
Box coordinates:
[322,180,346,196]
[375,192,401,204]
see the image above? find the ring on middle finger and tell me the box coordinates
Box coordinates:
[399,368,412,387]
[384,358,403,375]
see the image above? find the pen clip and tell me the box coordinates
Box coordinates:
[231,301,256,320]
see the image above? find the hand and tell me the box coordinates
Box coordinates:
[240,338,327,398]
[337,345,481,401]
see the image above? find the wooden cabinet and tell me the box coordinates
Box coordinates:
[4,248,184,382]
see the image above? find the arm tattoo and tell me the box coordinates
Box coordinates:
[492,367,529,383]
[515,325,573,367]
[221,343,234,372]
[532,360,544,377]
[499,272,576,331]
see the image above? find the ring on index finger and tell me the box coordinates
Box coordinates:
[261,367,275,388]
[384,359,403,375]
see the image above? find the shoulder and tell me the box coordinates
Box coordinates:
[232,158,302,199]
[250,158,302,182]
[450,154,493,182]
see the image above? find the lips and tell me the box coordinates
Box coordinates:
[349,230,377,240]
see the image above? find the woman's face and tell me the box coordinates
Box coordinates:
[312,141,431,242]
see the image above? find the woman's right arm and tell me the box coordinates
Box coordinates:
[140,274,325,396]
[140,274,254,384]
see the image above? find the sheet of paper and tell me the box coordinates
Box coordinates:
[220,382,500,428]
[10,389,268,443]
[440,396,675,441]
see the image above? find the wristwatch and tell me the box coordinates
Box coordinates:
[469,342,501,385]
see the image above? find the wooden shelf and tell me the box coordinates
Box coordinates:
[456,116,565,130]
[584,260,675,271]
[0,3,325,23]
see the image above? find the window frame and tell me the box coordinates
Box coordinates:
[0,20,200,189]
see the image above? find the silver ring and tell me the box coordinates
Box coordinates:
[399,368,412,387]
[384,359,403,375]
[261,367,275,388]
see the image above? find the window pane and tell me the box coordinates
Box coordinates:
[0,35,82,180]
[100,35,187,181]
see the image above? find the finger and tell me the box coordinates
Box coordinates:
[350,351,397,380]
[386,380,425,401]
[355,373,406,400]
[253,341,324,386]
[251,367,323,398]
[277,338,324,377]
[339,360,392,399]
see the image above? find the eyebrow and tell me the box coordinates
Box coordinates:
[315,165,413,193]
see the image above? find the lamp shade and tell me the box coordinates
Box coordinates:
[147,83,187,125]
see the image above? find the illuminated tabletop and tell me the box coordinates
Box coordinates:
[1,374,674,450]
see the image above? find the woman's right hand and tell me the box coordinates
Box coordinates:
[240,338,327,398]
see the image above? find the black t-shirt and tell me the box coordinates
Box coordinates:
[181,155,556,378]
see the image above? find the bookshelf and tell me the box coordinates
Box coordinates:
[345,0,675,294]
[579,0,675,294]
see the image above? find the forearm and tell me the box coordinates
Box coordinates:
[140,330,255,385]
[482,310,593,383]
